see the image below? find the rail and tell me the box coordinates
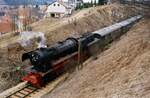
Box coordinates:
[0,73,68,98]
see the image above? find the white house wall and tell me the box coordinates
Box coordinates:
[46,2,66,14]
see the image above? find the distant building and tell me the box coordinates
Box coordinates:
[0,5,9,11]
[0,14,13,33]
[0,5,10,17]
[75,0,84,7]
[68,0,84,8]
[0,12,5,16]
[39,5,47,13]
[46,1,73,18]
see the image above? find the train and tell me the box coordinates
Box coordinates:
[21,15,142,87]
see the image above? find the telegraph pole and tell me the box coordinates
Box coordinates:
[78,40,81,65]
[77,40,83,70]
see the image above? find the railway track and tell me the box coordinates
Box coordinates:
[7,85,38,98]
[0,73,68,98]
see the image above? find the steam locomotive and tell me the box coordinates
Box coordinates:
[22,33,101,87]
[21,15,142,87]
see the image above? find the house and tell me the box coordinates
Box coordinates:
[68,0,84,9]
[46,1,73,18]
[0,5,10,17]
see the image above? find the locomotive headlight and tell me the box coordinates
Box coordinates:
[28,48,51,66]
[32,54,34,57]
[30,52,41,65]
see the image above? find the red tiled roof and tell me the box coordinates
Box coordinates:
[0,22,13,33]
[0,15,13,33]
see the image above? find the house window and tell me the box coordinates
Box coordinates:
[54,4,56,6]
[58,4,60,6]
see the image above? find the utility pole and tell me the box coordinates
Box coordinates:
[77,40,83,70]
[78,40,81,65]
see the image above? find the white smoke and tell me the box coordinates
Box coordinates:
[36,32,47,48]
[18,31,47,48]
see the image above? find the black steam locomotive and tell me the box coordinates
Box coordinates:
[22,33,101,87]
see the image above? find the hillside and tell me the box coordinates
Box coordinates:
[32,4,139,45]
[0,4,140,48]
[43,17,150,98]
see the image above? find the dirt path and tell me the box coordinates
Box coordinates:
[43,18,150,98]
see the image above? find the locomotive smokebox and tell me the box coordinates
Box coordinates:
[22,48,54,66]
